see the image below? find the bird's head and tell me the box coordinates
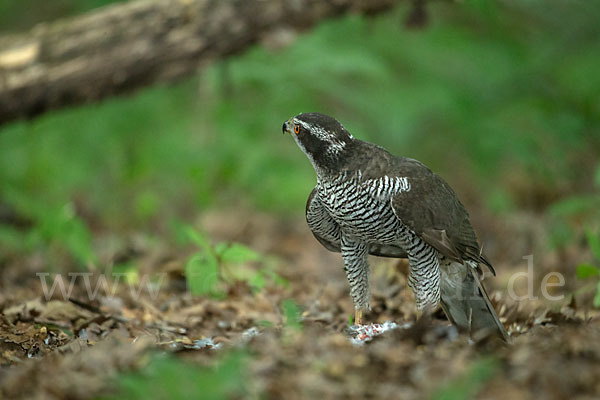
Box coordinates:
[283,112,354,174]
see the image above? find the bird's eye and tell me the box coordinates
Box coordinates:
[294,124,300,134]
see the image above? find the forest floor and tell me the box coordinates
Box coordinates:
[1,209,599,400]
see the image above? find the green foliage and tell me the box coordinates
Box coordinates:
[585,228,600,261]
[576,264,600,280]
[214,0,600,210]
[282,299,303,331]
[0,189,96,269]
[576,229,600,308]
[186,252,220,297]
[105,351,248,400]
[181,226,285,296]
[1,0,599,268]
[431,357,499,400]
[547,191,600,249]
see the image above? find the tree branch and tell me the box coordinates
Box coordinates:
[0,0,399,126]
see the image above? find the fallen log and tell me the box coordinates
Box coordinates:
[0,0,399,126]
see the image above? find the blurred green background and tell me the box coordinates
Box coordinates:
[0,0,599,270]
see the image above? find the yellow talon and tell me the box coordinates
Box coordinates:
[355,309,363,326]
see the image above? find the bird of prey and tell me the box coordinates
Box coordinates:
[283,112,507,340]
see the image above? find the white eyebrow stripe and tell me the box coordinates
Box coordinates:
[293,119,331,141]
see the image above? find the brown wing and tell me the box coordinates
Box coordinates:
[305,187,407,258]
[358,147,494,275]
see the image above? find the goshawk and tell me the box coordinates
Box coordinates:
[283,112,507,340]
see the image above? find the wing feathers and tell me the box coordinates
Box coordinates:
[382,155,495,275]
[421,228,462,262]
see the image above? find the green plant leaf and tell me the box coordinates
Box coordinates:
[585,228,600,262]
[261,268,289,288]
[549,195,600,218]
[34,203,97,268]
[282,299,302,331]
[219,243,260,264]
[248,271,266,290]
[184,227,211,251]
[213,242,229,257]
[62,216,97,267]
[185,253,219,296]
[576,264,600,279]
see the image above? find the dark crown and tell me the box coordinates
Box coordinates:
[295,113,348,136]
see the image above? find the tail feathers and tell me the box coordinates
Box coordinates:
[439,262,508,341]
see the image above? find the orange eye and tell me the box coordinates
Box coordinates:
[294,124,300,134]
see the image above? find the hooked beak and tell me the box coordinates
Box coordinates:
[282,119,293,135]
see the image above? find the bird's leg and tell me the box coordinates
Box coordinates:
[341,236,370,326]
[355,308,364,326]
[406,239,441,321]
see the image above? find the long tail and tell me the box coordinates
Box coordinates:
[439,262,508,341]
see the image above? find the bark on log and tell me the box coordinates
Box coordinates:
[0,0,399,126]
